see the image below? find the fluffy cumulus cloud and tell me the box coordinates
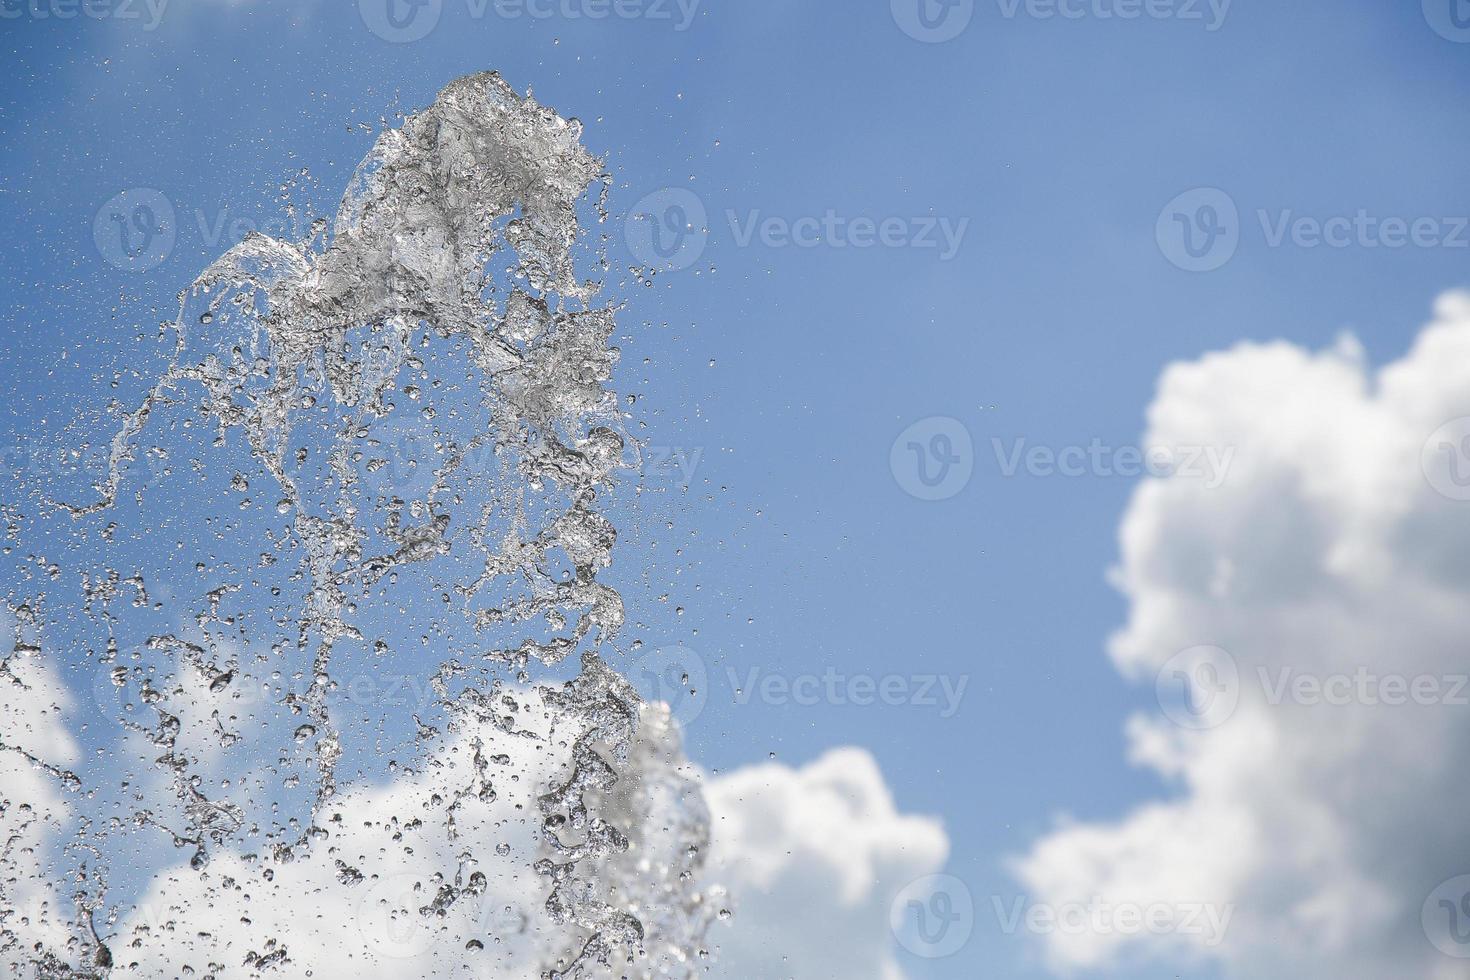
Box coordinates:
[1014,292,1470,978]
[110,690,573,978]
[0,608,84,976]
[103,738,947,979]
[92,689,716,979]
[1,636,947,978]
[704,749,950,980]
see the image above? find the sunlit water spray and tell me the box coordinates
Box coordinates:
[1,72,719,979]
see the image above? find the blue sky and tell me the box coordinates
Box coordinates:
[5,2,1470,977]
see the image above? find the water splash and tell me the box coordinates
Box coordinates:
[4,72,717,979]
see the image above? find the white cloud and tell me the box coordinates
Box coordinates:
[106,740,952,975]
[0,608,84,976]
[1014,292,1470,978]
[100,727,947,979]
[3,632,947,980]
[104,690,710,979]
[705,748,949,980]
